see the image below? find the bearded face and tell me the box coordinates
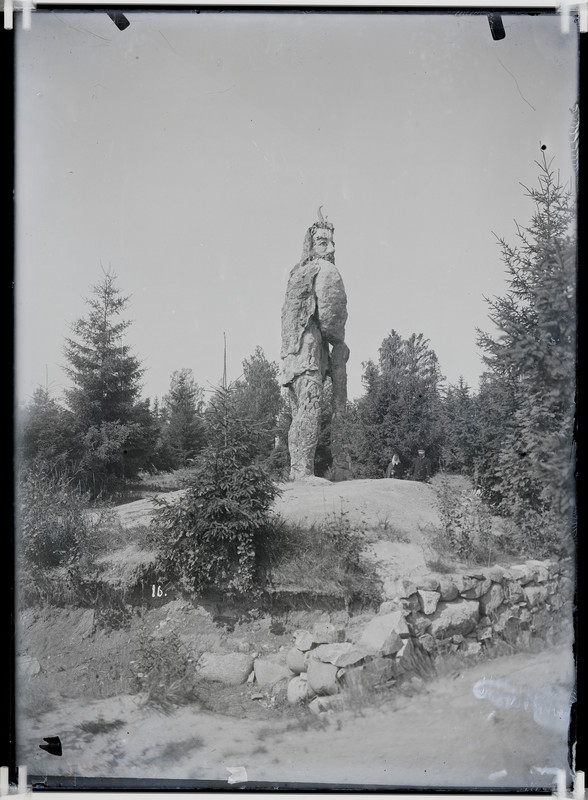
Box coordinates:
[310,225,335,260]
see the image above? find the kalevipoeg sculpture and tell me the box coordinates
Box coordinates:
[280,208,349,480]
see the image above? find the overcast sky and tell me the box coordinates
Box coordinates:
[15,9,578,407]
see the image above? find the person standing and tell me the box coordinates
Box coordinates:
[410,448,432,482]
[385,454,401,478]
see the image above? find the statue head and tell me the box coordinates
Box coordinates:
[300,207,335,264]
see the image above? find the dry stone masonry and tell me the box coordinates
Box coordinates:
[272,557,573,709]
[190,557,573,714]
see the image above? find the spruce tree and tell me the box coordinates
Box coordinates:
[354,331,445,477]
[18,386,76,467]
[477,155,576,556]
[63,270,150,490]
[160,369,206,468]
[439,377,479,475]
[231,347,284,462]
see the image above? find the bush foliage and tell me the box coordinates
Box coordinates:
[151,386,281,598]
[18,462,110,569]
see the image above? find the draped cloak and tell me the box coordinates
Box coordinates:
[280,257,348,387]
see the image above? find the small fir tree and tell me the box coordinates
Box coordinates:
[151,383,280,598]
[159,369,206,469]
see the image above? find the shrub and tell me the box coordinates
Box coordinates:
[430,474,496,565]
[264,510,382,610]
[17,462,116,570]
[131,631,198,714]
[150,440,280,599]
[16,462,139,616]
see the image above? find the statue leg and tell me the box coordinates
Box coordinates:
[330,342,349,412]
[329,342,350,472]
[287,373,323,480]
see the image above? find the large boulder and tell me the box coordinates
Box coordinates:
[286,647,308,674]
[409,613,432,636]
[437,577,459,602]
[197,652,254,685]
[293,629,315,651]
[307,659,340,695]
[343,657,396,692]
[455,575,492,599]
[357,612,407,656]
[479,583,505,616]
[309,642,371,668]
[417,590,440,615]
[253,656,296,688]
[484,565,506,583]
[505,580,525,602]
[287,674,315,704]
[311,622,346,644]
[429,599,480,639]
[382,577,418,601]
[523,584,549,607]
[505,564,536,585]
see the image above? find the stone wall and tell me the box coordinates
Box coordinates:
[383,557,575,660]
[277,557,575,709]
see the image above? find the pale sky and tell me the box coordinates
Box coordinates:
[15,9,578,407]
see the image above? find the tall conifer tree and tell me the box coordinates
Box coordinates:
[477,155,576,555]
[63,270,150,490]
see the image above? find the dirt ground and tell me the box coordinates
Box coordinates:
[16,476,577,791]
[18,644,574,789]
[114,474,445,540]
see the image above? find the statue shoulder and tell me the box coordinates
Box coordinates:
[314,258,347,299]
[286,260,321,288]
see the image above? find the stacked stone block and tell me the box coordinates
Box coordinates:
[193,558,573,712]
[280,557,573,710]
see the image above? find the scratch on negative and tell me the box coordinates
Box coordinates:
[159,31,177,53]
[53,13,112,42]
[494,53,536,112]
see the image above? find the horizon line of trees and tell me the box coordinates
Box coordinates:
[17,154,576,559]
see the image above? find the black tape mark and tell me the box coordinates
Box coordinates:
[488,14,506,41]
[40,736,62,756]
[107,12,130,31]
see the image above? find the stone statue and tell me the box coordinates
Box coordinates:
[280,207,349,480]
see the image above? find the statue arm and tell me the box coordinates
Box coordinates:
[314,262,348,345]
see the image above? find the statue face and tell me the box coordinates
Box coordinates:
[311,226,335,258]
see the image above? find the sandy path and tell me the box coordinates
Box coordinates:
[21,646,574,790]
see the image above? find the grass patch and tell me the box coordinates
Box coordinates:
[158,737,205,762]
[134,469,197,494]
[263,511,382,610]
[18,681,58,720]
[78,718,126,735]
[424,474,508,568]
